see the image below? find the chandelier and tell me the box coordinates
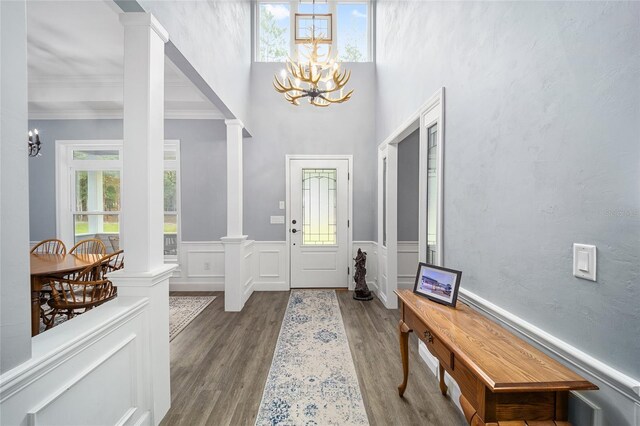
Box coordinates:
[28,129,42,157]
[272,4,353,107]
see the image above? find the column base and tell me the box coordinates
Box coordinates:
[221,235,248,312]
[108,263,176,425]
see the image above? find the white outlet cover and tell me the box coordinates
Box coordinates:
[573,243,596,281]
[279,201,285,210]
[270,215,285,224]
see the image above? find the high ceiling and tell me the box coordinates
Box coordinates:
[27,0,222,119]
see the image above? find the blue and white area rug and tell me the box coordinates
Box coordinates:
[255,290,369,426]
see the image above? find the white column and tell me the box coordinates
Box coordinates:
[222,119,247,312]
[0,0,32,373]
[108,13,175,426]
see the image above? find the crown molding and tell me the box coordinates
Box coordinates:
[28,108,225,121]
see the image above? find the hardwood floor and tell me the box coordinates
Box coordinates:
[162,290,465,426]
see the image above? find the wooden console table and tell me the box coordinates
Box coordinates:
[396,290,597,425]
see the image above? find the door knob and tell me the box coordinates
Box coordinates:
[291,229,297,233]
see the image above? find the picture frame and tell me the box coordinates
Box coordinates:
[413,263,462,308]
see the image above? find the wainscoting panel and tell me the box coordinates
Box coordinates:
[415,289,640,425]
[253,241,288,291]
[170,241,225,291]
[242,241,255,303]
[397,241,418,289]
[0,299,152,426]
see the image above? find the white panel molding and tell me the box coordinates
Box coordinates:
[0,298,153,426]
[253,241,289,291]
[459,288,640,400]
[397,241,418,289]
[456,288,639,423]
[26,335,137,425]
[169,241,225,291]
[242,240,255,303]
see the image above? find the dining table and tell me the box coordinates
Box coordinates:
[30,253,103,336]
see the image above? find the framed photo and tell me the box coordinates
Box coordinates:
[413,263,462,307]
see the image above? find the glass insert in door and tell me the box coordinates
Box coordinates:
[302,168,337,245]
[426,123,438,264]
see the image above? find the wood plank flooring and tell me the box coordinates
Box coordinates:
[161,290,465,426]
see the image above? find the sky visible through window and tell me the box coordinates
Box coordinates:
[258,2,369,62]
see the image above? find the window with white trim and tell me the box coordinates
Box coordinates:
[56,140,181,261]
[255,0,372,62]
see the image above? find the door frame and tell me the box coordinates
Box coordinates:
[285,154,354,289]
[377,87,445,309]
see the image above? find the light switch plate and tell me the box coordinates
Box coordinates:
[573,243,596,281]
[270,215,285,224]
[279,201,285,210]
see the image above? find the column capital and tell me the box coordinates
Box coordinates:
[120,12,169,43]
[225,118,244,129]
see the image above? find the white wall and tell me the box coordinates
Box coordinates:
[0,0,32,374]
[136,0,252,128]
[376,1,640,423]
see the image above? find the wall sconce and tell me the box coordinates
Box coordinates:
[28,129,42,157]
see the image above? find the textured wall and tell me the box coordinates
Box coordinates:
[246,63,377,241]
[138,0,252,128]
[376,0,640,397]
[397,129,419,241]
[27,119,226,242]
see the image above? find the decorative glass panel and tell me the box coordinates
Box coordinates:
[426,123,438,264]
[164,214,178,256]
[75,170,120,212]
[164,150,177,161]
[72,150,119,160]
[302,168,337,245]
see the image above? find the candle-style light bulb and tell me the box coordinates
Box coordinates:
[34,129,38,135]
[279,69,287,79]
[28,130,33,137]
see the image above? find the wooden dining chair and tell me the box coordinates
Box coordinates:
[43,260,116,330]
[100,249,124,275]
[31,239,67,255]
[69,238,107,256]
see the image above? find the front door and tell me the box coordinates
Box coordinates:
[289,158,350,288]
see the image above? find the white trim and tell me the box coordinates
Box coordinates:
[119,12,169,44]
[377,88,445,310]
[285,155,353,290]
[459,288,640,401]
[55,139,182,261]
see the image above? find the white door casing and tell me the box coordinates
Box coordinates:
[287,156,352,288]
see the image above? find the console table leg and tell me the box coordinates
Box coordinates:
[438,363,448,396]
[398,320,411,397]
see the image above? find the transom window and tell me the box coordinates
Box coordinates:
[256,1,372,62]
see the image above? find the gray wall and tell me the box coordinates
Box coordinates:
[376,1,640,420]
[397,129,419,241]
[27,119,226,242]
[246,63,377,241]
[1,0,32,374]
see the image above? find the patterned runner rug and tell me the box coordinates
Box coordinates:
[255,290,369,426]
[169,295,216,341]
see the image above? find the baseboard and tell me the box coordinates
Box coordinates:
[418,341,463,413]
[169,282,224,292]
[254,281,289,291]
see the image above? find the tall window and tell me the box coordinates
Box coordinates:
[426,124,438,265]
[57,140,180,260]
[256,1,372,62]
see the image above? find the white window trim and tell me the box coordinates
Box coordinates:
[253,0,374,63]
[55,139,181,262]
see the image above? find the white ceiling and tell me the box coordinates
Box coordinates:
[27,0,223,120]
